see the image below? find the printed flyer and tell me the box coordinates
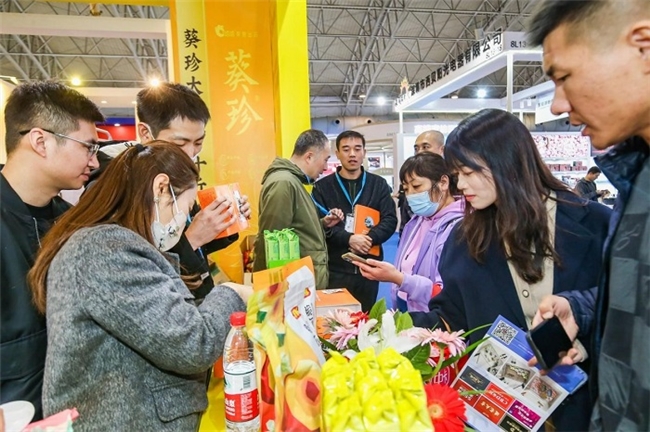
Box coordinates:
[452,315,587,432]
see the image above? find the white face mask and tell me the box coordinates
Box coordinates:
[151,185,187,251]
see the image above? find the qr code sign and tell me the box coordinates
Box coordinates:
[492,321,517,345]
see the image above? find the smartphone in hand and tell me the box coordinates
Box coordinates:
[525,316,573,370]
[341,252,368,265]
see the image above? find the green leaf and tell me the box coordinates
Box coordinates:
[395,312,414,332]
[319,337,338,352]
[348,338,359,350]
[403,343,431,365]
[461,323,492,339]
[369,298,387,321]
[413,362,434,378]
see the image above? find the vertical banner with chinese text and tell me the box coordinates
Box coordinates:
[169,0,214,188]
[205,0,278,284]
[171,0,310,285]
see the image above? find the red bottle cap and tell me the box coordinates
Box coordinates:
[230,311,246,326]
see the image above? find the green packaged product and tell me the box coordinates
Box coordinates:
[284,229,300,260]
[277,229,291,261]
[264,230,280,265]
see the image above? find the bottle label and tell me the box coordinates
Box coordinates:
[224,366,259,423]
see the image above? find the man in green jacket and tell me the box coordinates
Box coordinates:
[254,130,343,288]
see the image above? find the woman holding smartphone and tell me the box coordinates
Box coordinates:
[408,109,611,431]
[354,152,464,312]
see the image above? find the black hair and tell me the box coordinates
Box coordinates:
[293,129,329,156]
[335,130,366,150]
[528,0,610,46]
[399,152,459,196]
[587,166,602,175]
[445,109,570,284]
[136,82,210,136]
[5,81,104,155]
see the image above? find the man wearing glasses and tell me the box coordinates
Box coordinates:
[1,81,104,420]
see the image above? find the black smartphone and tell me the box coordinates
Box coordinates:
[525,316,573,370]
[341,252,368,265]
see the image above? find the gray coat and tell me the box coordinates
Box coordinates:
[42,225,246,431]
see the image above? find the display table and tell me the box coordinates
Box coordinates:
[198,378,226,431]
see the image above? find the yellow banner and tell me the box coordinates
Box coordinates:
[204,0,278,283]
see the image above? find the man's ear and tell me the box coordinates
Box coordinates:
[628,20,650,73]
[137,123,153,143]
[28,129,48,158]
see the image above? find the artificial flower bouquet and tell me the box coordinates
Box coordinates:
[320,299,488,431]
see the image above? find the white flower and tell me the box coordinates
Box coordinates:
[356,312,420,355]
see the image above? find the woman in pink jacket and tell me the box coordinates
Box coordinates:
[355,152,464,312]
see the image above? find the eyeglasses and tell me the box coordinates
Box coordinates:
[20,128,100,158]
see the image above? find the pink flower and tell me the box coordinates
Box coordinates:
[403,328,467,358]
[329,325,361,350]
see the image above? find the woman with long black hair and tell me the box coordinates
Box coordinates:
[410,109,611,430]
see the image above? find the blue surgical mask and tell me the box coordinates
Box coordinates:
[406,190,439,217]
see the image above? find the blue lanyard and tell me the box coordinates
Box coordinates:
[311,195,329,216]
[304,174,329,216]
[335,171,366,207]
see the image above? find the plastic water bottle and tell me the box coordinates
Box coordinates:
[223,311,260,432]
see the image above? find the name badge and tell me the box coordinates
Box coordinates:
[345,214,355,233]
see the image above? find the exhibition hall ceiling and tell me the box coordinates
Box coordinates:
[0,0,544,118]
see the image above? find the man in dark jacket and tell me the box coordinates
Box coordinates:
[313,131,397,311]
[1,81,104,420]
[574,166,609,202]
[88,83,251,298]
[528,1,650,430]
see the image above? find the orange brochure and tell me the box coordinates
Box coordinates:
[196,183,249,239]
[353,204,380,256]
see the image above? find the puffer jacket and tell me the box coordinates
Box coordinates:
[253,158,329,288]
[1,172,71,420]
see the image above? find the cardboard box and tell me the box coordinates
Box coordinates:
[315,288,361,338]
[315,288,361,316]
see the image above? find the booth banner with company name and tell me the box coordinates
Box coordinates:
[171,0,281,283]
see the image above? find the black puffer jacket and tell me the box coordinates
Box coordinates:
[1,172,71,420]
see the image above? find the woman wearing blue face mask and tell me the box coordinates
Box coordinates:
[355,152,464,312]
[28,142,251,431]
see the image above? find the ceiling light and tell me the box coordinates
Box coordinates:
[476,88,487,98]
[101,100,107,104]
[377,96,386,105]
[0,75,20,85]
[149,78,161,87]
[451,94,459,99]
[114,123,121,127]
[358,94,366,99]
[70,76,82,86]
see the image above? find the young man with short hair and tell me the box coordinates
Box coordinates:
[313,130,397,311]
[254,130,343,289]
[1,81,104,420]
[528,1,650,429]
[575,166,609,202]
[91,82,250,298]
